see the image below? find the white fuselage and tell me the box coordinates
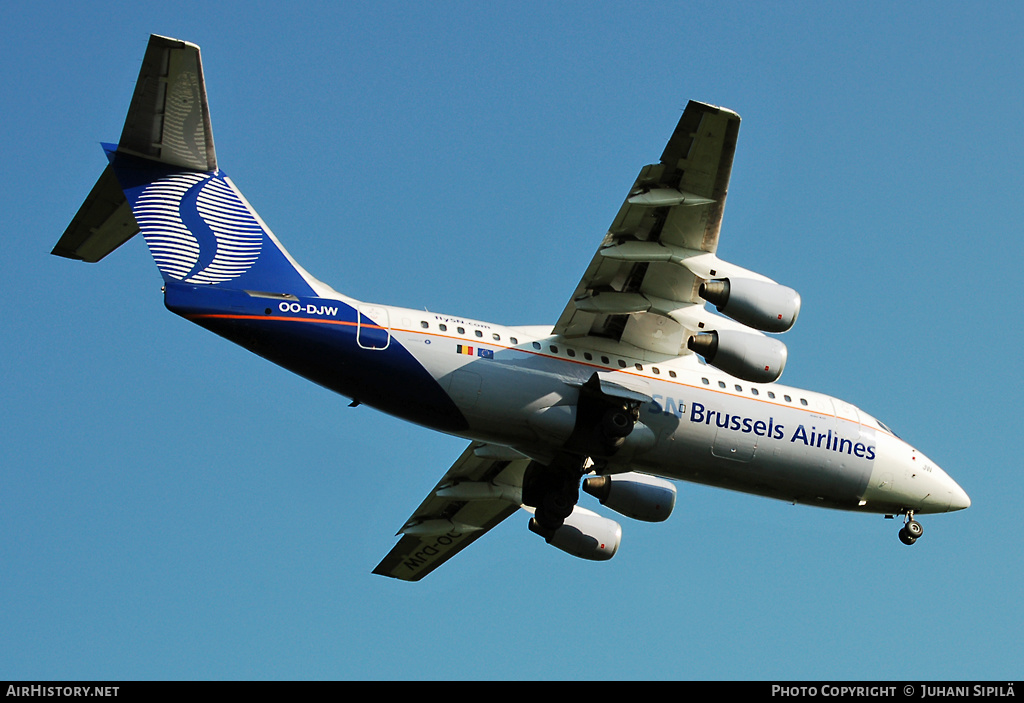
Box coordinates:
[365,302,970,517]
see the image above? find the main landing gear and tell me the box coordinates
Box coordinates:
[898,512,924,545]
[523,373,643,540]
[524,453,589,536]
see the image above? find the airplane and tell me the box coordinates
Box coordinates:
[53,35,970,581]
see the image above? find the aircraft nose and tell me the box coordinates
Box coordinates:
[929,460,971,512]
[911,448,971,513]
[947,478,971,512]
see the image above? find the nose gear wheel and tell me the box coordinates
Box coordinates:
[898,512,924,545]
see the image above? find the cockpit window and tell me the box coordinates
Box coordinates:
[876,419,900,437]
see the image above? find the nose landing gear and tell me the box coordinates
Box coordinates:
[898,512,924,545]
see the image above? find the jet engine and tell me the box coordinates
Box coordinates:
[699,278,801,333]
[582,472,676,522]
[688,329,787,384]
[528,507,621,561]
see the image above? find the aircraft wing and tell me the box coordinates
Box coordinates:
[373,443,529,581]
[552,101,750,357]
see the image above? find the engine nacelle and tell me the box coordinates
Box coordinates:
[529,507,621,561]
[688,329,787,383]
[582,472,676,522]
[699,278,801,333]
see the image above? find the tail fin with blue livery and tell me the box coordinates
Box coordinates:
[53,34,327,300]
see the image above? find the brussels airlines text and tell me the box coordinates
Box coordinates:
[689,402,876,460]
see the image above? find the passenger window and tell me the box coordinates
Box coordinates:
[532,342,541,350]
[784,395,792,402]
[800,398,808,406]
[635,363,643,371]
[457,327,465,335]
[719,381,726,389]
[601,356,610,364]
[439,324,447,332]
[751,388,759,396]
[652,367,660,375]
[583,352,593,361]
[550,345,558,353]
[510,337,518,345]
[702,378,710,385]
[669,370,677,378]
[768,391,776,399]
[567,349,576,357]
[475,330,483,338]
[492,333,500,341]
[618,360,627,368]
[735,385,743,392]
[420,321,429,329]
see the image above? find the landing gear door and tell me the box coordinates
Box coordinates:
[357,304,390,350]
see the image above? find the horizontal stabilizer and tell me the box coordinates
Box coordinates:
[51,165,137,262]
[118,35,217,171]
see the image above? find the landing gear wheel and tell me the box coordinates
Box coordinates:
[534,479,580,532]
[528,517,556,542]
[540,492,574,522]
[898,527,917,546]
[522,454,587,533]
[898,513,923,545]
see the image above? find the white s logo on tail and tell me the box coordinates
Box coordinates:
[135,173,263,284]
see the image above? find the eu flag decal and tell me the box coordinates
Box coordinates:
[477,348,494,359]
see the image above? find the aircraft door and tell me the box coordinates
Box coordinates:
[357,304,391,350]
[831,398,861,427]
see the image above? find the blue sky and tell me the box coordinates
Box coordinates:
[2,1,1022,681]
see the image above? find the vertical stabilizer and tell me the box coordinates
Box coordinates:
[54,35,332,300]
